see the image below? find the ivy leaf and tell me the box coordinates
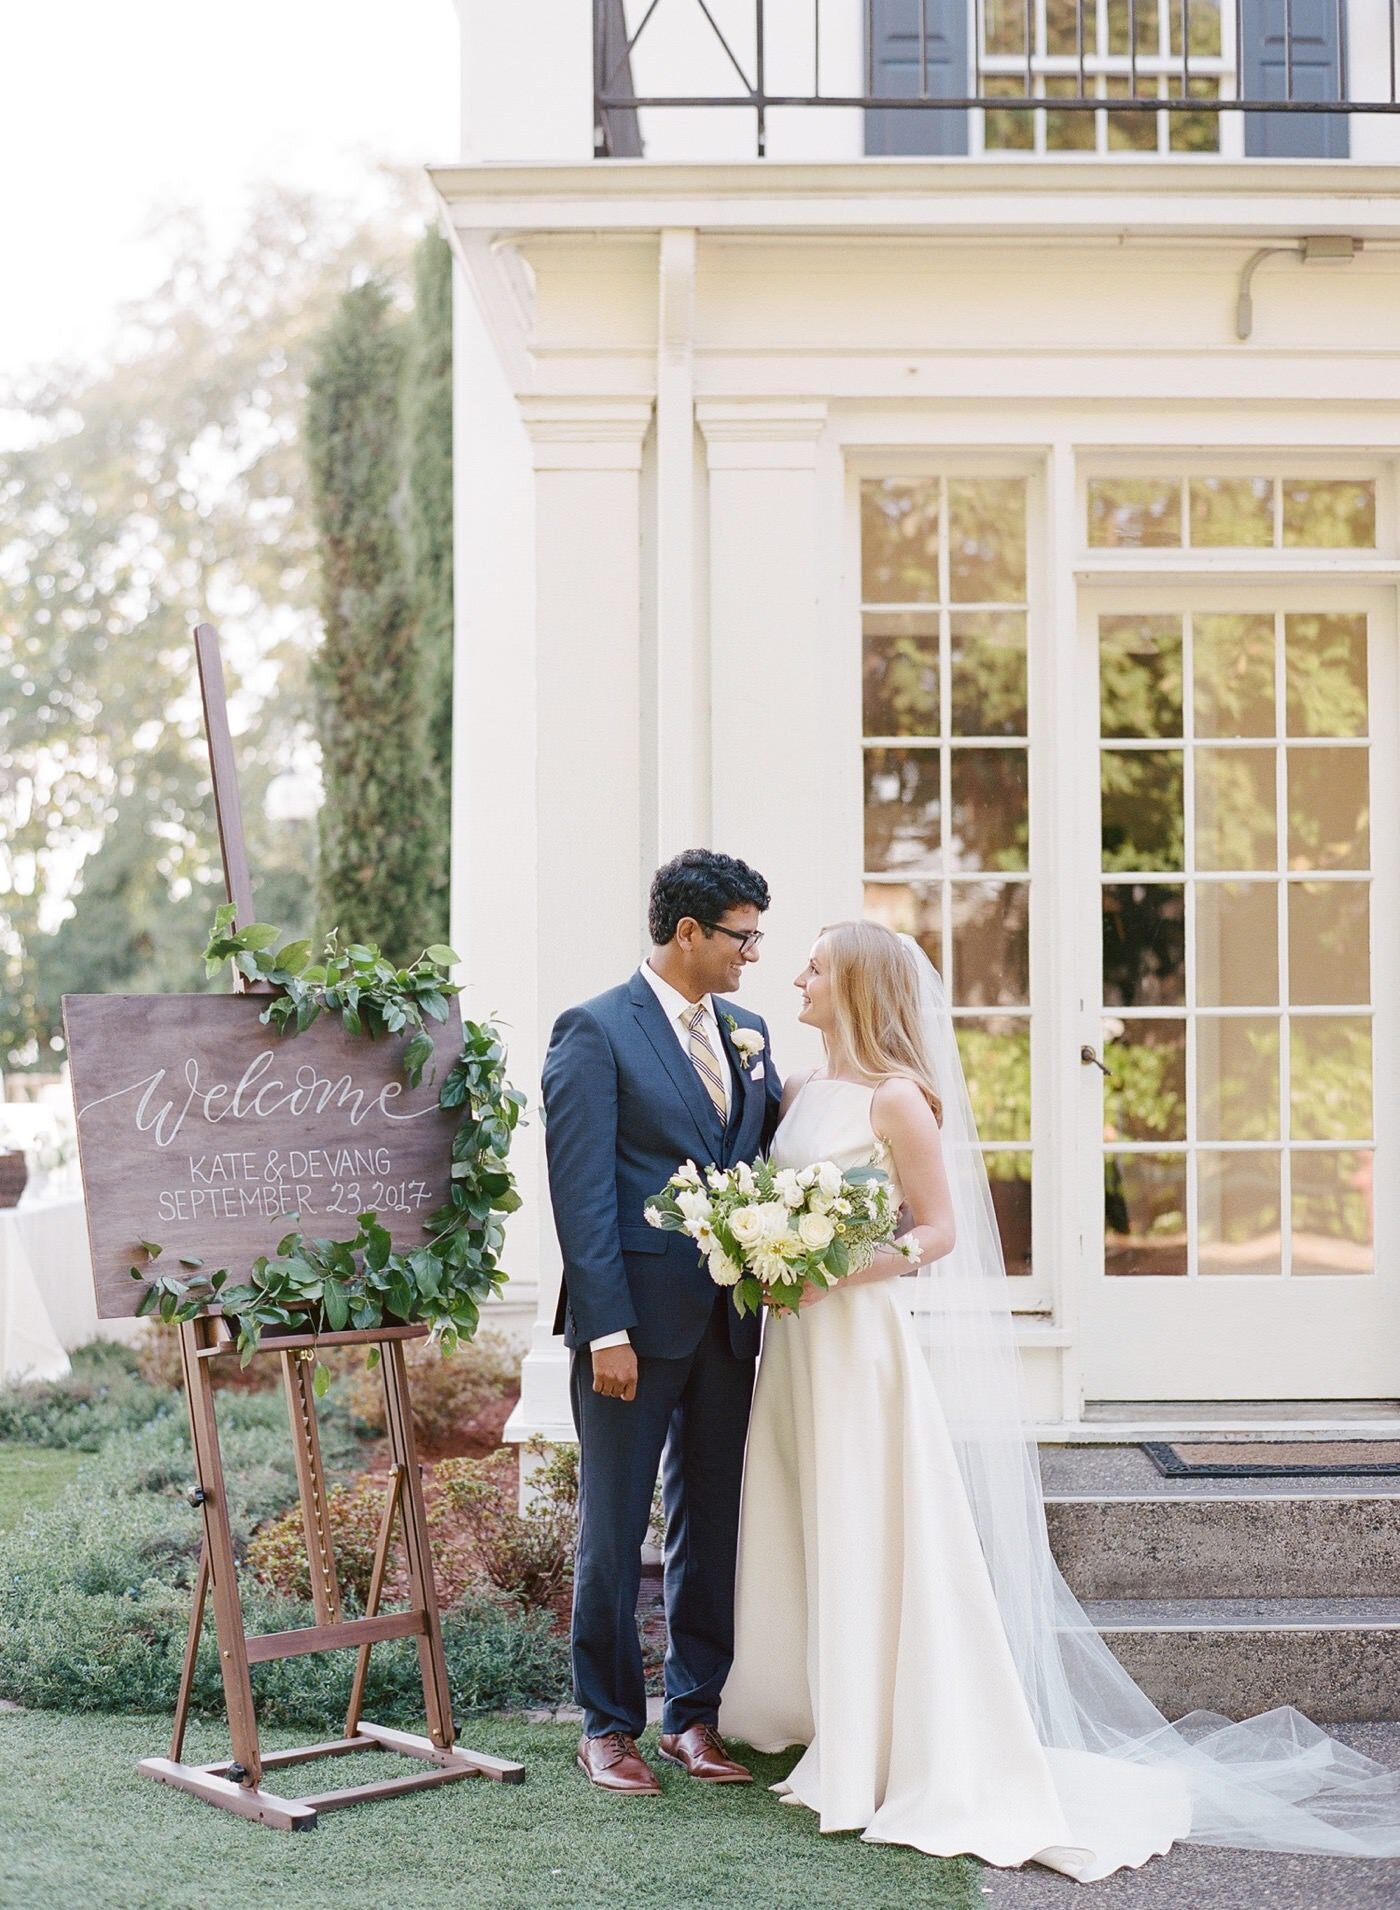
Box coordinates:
[323,1282,349,1332]
[402,1030,434,1087]
[273,939,312,975]
[239,923,280,950]
[312,1361,332,1400]
[425,944,460,967]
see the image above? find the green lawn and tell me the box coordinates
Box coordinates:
[0,1444,84,1531]
[0,1711,982,1910]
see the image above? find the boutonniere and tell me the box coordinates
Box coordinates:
[724,1016,764,1064]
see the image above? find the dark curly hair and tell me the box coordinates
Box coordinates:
[648,849,770,947]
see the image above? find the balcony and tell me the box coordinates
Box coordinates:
[594,1,1400,161]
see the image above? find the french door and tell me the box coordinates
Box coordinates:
[1075,584,1399,1399]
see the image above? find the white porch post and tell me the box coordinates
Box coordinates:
[697,400,840,1047]
[505,395,654,1445]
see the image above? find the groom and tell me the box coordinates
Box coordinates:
[542,849,782,1795]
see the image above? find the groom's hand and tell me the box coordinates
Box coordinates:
[593,1344,638,1402]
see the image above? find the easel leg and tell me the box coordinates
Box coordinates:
[181,1316,263,1787]
[382,1341,455,1751]
[344,1464,403,1738]
[169,1541,211,1763]
[281,1348,343,1625]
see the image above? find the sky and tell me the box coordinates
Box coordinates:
[0,0,460,383]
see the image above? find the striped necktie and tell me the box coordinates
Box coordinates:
[684,1004,727,1121]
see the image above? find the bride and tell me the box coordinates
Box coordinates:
[719,920,1400,1881]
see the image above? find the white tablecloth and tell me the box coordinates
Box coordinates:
[0,1194,144,1383]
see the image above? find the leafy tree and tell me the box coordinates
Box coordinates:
[305,279,437,960]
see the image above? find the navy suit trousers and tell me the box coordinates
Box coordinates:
[569,1292,757,1741]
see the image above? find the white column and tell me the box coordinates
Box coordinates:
[654,229,705,858]
[506,396,654,1444]
[698,400,838,1060]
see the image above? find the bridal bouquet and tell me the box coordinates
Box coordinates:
[644,1157,917,1319]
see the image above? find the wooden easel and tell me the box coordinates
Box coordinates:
[139,625,524,1828]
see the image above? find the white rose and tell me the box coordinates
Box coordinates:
[707,1245,743,1287]
[676,1188,713,1226]
[732,1026,763,1060]
[797,1212,835,1252]
[816,1161,843,1200]
[728,1205,768,1251]
[754,1200,792,1245]
[772,1168,805,1210]
[797,1165,818,1188]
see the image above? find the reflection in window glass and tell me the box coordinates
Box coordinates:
[950,881,1030,1007]
[1285,615,1368,738]
[950,612,1027,736]
[1287,748,1370,872]
[948,479,1027,603]
[1101,750,1185,872]
[861,480,939,602]
[956,1019,1031,1142]
[1282,481,1376,549]
[863,614,939,737]
[950,748,1029,872]
[1088,477,1181,548]
[864,747,942,877]
[1189,478,1272,547]
[1105,1153,1188,1274]
[1288,881,1370,1007]
[1198,1151,1281,1274]
[1194,613,1275,738]
[1196,881,1279,1007]
[864,880,941,975]
[984,1153,1033,1275]
[1104,1019,1187,1143]
[1194,747,1277,872]
[1290,1017,1372,1143]
[1100,616,1183,739]
[1103,883,1186,1006]
[1292,1150,1374,1274]
[1197,1016,1280,1142]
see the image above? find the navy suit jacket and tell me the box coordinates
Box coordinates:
[541,970,783,1361]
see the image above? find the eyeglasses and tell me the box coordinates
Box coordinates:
[698,920,765,955]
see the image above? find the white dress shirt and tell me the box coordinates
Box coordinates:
[590,963,730,1354]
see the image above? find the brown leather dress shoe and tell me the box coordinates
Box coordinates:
[576,1732,662,1794]
[657,1723,753,1784]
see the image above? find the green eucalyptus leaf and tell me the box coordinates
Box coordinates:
[312,1361,332,1400]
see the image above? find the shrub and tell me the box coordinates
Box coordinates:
[344,1329,519,1454]
[247,1476,392,1607]
[436,1449,574,1609]
[0,1341,172,1450]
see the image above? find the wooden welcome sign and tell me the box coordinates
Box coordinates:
[64,994,461,1319]
[62,625,524,1830]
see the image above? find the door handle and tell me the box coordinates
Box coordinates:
[1080,1043,1114,1079]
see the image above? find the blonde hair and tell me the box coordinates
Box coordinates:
[817,921,943,1124]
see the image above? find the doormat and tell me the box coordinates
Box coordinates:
[1143,1441,1400,1479]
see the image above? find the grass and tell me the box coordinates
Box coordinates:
[0,1445,84,1531]
[0,1711,983,1910]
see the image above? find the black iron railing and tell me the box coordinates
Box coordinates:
[595,0,1399,158]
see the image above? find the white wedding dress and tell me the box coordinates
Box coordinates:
[720,1075,1192,1881]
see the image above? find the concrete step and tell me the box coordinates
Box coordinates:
[1088,1597,1400,1724]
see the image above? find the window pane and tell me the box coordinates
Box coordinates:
[1044,0,1086,56]
[1102,750,1185,872]
[985,1152,1033,1275]
[1169,77,1221,153]
[950,612,1027,736]
[1285,614,1368,739]
[1103,882,1186,1006]
[1189,478,1272,548]
[1197,1016,1280,1141]
[1196,881,1278,1007]
[947,479,1026,603]
[950,880,1030,1007]
[864,746,941,877]
[1290,1016,1372,1143]
[1288,880,1370,1007]
[1292,1150,1374,1274]
[1106,74,1160,151]
[1199,1152,1281,1274]
[981,74,1035,150]
[1044,75,1097,151]
[950,747,1029,872]
[1194,613,1275,738]
[1281,480,1376,549]
[1100,615,1183,739]
[1194,747,1276,872]
[1087,477,1181,548]
[1171,0,1221,55]
[956,1019,1031,1141]
[1107,0,1158,54]
[864,880,941,975]
[1287,748,1369,871]
[1105,1154,1188,1274]
[1104,1019,1187,1143]
[983,0,1028,56]
[863,613,939,737]
[861,479,939,602]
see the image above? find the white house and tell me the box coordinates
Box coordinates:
[433,1,1400,1446]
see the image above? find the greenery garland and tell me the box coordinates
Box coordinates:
[135,907,525,1391]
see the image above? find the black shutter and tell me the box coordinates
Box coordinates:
[1242,0,1349,158]
[865,0,970,156]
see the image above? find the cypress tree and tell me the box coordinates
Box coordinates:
[402,228,455,929]
[305,278,436,961]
